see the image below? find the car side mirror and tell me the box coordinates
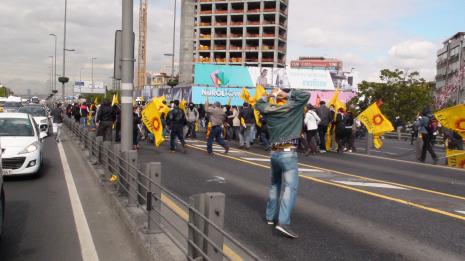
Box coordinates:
[39,132,47,140]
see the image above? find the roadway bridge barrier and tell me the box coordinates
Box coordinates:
[63,117,261,261]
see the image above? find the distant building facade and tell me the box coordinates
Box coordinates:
[435,32,465,106]
[179,0,289,84]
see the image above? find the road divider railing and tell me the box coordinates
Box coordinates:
[63,118,261,261]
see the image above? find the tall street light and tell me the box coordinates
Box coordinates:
[171,0,177,80]
[49,56,54,93]
[49,33,57,92]
[91,57,97,89]
[59,0,69,101]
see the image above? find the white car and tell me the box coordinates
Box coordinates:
[18,105,51,135]
[0,113,45,176]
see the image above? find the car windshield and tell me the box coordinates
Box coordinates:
[19,106,46,117]
[4,102,22,108]
[0,101,5,106]
[0,118,34,137]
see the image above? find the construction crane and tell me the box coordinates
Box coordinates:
[136,0,148,92]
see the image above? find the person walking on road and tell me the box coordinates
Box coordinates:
[167,100,187,153]
[304,104,320,155]
[79,102,89,129]
[96,100,115,142]
[335,108,346,153]
[239,102,255,149]
[256,88,310,239]
[417,107,438,164]
[316,101,331,153]
[231,106,241,141]
[185,103,199,139]
[205,99,229,155]
[51,103,64,143]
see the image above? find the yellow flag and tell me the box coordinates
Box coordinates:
[240,117,245,127]
[93,96,98,105]
[446,149,465,168]
[252,84,267,127]
[357,103,394,135]
[206,122,212,138]
[179,99,187,113]
[141,96,145,102]
[142,99,165,147]
[111,93,119,106]
[195,121,199,132]
[357,102,394,148]
[327,88,346,118]
[434,104,465,139]
[239,88,252,104]
[325,124,332,151]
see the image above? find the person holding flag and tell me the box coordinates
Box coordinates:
[256,87,310,239]
[166,100,187,153]
[357,100,394,150]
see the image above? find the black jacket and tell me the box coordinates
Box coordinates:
[97,104,115,122]
[239,106,255,124]
[316,106,331,126]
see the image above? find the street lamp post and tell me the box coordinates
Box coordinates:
[171,0,177,80]
[49,33,57,92]
[49,56,54,93]
[60,0,69,101]
[121,0,135,151]
[91,57,97,90]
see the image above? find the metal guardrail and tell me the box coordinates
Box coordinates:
[64,117,261,261]
[383,131,444,144]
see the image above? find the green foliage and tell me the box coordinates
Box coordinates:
[349,69,434,123]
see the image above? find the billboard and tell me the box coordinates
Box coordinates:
[191,86,257,106]
[74,81,106,94]
[194,64,357,91]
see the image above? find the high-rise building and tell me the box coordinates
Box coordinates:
[435,32,465,106]
[179,0,289,83]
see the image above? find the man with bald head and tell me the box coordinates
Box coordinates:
[205,98,229,155]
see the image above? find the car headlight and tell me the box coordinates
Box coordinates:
[40,119,48,124]
[19,141,40,154]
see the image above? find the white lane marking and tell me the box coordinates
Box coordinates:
[331,180,409,190]
[58,143,100,261]
[299,168,324,172]
[456,210,465,215]
[206,176,226,183]
[241,157,270,162]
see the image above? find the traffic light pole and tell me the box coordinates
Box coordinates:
[121,0,134,152]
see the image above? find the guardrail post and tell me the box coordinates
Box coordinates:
[126,150,138,207]
[95,136,103,164]
[146,162,161,234]
[102,141,112,175]
[188,193,225,261]
[80,128,88,149]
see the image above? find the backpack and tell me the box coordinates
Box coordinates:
[427,116,439,134]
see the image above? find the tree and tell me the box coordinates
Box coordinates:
[349,69,434,123]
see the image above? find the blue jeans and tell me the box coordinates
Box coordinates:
[266,151,299,225]
[80,117,87,129]
[207,125,228,153]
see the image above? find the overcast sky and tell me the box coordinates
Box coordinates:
[0,0,464,95]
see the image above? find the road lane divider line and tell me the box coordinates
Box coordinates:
[160,193,244,261]
[190,141,465,202]
[58,143,100,261]
[331,180,409,190]
[240,157,271,162]
[186,144,465,223]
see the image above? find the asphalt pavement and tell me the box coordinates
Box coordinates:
[0,136,145,261]
[136,135,465,261]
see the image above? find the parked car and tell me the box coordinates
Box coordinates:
[18,105,50,135]
[0,113,45,176]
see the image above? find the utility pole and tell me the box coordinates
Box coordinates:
[49,34,57,92]
[171,0,177,80]
[91,57,97,89]
[59,0,69,101]
[121,0,134,151]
